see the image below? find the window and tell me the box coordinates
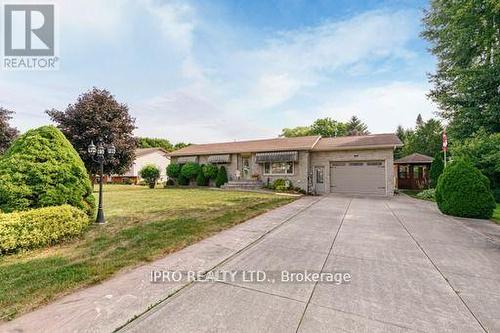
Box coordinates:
[315,167,324,184]
[399,165,409,179]
[349,162,364,166]
[367,161,384,166]
[263,162,294,175]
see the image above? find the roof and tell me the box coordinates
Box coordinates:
[169,136,321,156]
[394,153,433,164]
[135,148,170,158]
[312,133,403,151]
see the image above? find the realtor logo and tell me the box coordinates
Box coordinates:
[2,4,58,70]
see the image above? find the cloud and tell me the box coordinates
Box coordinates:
[287,82,438,133]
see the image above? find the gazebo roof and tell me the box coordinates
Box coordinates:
[394,153,434,164]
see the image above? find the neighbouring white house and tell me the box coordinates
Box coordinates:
[111,148,170,184]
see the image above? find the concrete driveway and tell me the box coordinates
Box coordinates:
[120,195,500,333]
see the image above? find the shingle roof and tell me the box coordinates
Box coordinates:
[170,133,402,156]
[394,153,434,164]
[135,148,169,158]
[312,133,403,151]
[170,136,321,156]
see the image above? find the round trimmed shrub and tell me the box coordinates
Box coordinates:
[139,164,161,188]
[435,160,495,219]
[0,126,95,215]
[215,166,228,188]
[166,163,181,179]
[202,164,219,179]
[0,205,89,253]
[180,162,201,180]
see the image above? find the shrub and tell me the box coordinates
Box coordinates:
[139,164,161,189]
[272,179,293,191]
[165,178,175,186]
[416,189,436,201]
[196,171,209,186]
[215,166,228,187]
[166,163,181,179]
[0,126,95,216]
[177,174,190,186]
[0,205,89,253]
[435,160,495,219]
[451,131,500,202]
[180,162,201,180]
[202,164,219,179]
[430,152,444,188]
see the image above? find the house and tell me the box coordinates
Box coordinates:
[111,148,170,184]
[394,153,433,190]
[170,134,403,196]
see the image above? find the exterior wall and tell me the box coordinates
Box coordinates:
[124,151,170,182]
[172,152,310,191]
[256,151,310,191]
[172,148,395,195]
[310,148,395,196]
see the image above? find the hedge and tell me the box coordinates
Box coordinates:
[0,126,95,216]
[0,205,90,253]
[435,160,495,219]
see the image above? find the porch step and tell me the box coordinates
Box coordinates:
[222,180,264,190]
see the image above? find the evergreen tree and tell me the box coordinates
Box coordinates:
[346,116,369,136]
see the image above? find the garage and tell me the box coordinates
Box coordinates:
[330,160,386,195]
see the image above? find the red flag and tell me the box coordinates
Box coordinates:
[442,129,448,152]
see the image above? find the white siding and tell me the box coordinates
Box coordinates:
[124,151,170,181]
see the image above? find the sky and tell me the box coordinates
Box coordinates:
[0,0,438,144]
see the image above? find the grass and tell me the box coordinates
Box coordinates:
[399,189,421,199]
[0,186,295,321]
[492,204,500,224]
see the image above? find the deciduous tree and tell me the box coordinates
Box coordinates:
[422,0,500,140]
[0,107,19,154]
[47,88,137,175]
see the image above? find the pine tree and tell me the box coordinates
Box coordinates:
[346,116,369,136]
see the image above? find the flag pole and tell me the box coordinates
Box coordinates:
[442,128,448,167]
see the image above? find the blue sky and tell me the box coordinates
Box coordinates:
[0,0,437,143]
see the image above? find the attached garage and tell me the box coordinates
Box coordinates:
[329,160,387,195]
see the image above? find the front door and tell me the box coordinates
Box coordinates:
[314,166,325,193]
[241,157,251,180]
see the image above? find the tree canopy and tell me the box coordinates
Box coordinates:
[137,137,173,151]
[280,116,369,137]
[346,116,370,136]
[47,88,137,175]
[0,107,19,154]
[395,116,443,159]
[422,0,500,140]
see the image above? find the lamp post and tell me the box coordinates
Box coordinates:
[88,139,116,224]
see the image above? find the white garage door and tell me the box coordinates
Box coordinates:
[330,161,386,195]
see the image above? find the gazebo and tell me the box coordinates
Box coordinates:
[394,153,433,190]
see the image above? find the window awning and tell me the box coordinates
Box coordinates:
[177,156,198,164]
[207,154,231,164]
[255,151,298,163]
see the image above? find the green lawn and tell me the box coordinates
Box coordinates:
[493,204,500,224]
[0,186,295,321]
